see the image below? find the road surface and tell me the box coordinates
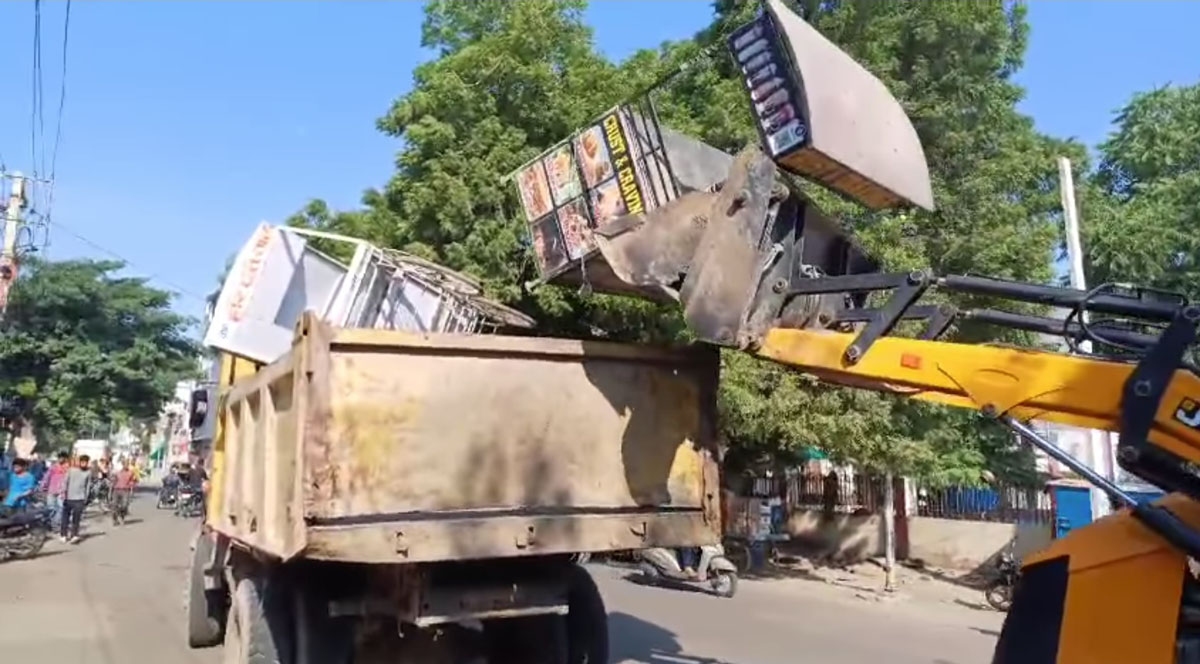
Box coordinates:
[0,493,1001,663]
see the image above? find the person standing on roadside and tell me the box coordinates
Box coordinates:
[61,454,92,544]
[111,460,137,526]
[41,452,70,530]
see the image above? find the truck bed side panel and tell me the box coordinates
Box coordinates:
[211,316,720,563]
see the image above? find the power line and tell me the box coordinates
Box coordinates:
[36,2,46,181]
[45,218,211,304]
[50,0,71,182]
[46,0,72,229]
[30,0,43,178]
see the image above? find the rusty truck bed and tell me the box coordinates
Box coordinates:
[209,312,721,564]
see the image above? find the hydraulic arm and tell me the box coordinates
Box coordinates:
[518,0,1200,658]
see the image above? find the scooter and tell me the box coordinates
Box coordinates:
[156,483,179,509]
[175,486,204,518]
[984,551,1019,611]
[637,544,739,598]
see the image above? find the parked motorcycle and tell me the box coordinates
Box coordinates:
[0,502,52,562]
[637,544,739,598]
[985,551,1019,611]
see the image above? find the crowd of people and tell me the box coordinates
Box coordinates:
[0,452,203,546]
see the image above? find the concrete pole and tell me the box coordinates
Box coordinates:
[883,470,896,592]
[1058,157,1115,520]
[1,173,28,318]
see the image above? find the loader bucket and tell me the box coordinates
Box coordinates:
[595,146,878,349]
[732,0,934,211]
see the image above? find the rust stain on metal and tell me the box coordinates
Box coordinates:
[213,317,720,563]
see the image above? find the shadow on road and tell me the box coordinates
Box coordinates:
[620,572,716,597]
[970,626,1001,637]
[953,598,996,613]
[609,612,741,664]
[14,550,69,563]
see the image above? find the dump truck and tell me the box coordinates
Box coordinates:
[186,226,723,663]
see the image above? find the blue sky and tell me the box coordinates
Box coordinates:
[0,1,1197,330]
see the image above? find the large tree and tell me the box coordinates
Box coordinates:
[1084,83,1200,302]
[291,0,688,343]
[630,0,1068,488]
[293,0,1061,488]
[0,259,198,450]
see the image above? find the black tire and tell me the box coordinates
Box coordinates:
[565,564,608,664]
[223,575,294,664]
[10,526,48,559]
[293,586,354,664]
[186,534,226,648]
[985,582,1013,612]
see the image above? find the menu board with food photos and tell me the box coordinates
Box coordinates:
[574,125,614,189]
[514,105,654,279]
[556,198,595,260]
[517,162,553,223]
[544,144,582,203]
[729,14,809,161]
[530,214,569,274]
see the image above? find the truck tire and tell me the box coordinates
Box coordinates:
[223,575,294,664]
[187,534,225,648]
[565,564,608,664]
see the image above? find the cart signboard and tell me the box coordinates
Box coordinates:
[513,105,663,282]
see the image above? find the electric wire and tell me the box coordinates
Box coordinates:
[50,0,71,184]
[46,218,211,304]
[45,0,73,238]
[30,0,44,179]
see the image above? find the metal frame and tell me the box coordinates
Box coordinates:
[784,270,1185,360]
[755,288,1200,560]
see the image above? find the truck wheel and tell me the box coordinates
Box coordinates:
[565,565,608,664]
[187,534,225,648]
[223,575,294,664]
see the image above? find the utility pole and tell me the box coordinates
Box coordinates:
[1058,157,1117,521]
[1,173,28,318]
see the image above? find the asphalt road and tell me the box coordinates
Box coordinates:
[0,493,1001,664]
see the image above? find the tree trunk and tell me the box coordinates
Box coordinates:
[883,470,896,592]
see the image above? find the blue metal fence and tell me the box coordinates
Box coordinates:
[917,483,1052,524]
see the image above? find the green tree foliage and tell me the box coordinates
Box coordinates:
[0,259,198,449]
[290,0,685,342]
[1085,83,1200,302]
[294,0,1071,485]
[636,0,1062,483]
